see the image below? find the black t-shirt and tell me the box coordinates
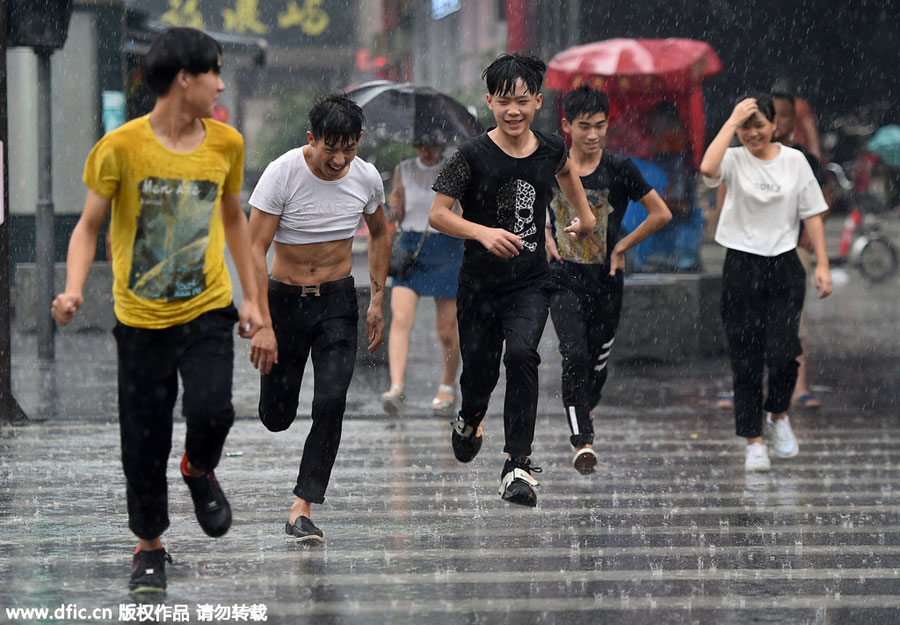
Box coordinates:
[793,142,824,185]
[432,130,568,290]
[547,151,651,292]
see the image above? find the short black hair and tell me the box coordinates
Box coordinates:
[482,53,547,97]
[144,27,222,96]
[562,86,610,122]
[744,93,776,123]
[310,93,365,145]
[771,90,796,113]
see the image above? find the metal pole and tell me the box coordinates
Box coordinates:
[0,0,28,421]
[35,49,55,361]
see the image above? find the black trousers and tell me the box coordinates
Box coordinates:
[721,249,805,438]
[114,305,238,540]
[549,273,623,447]
[456,280,551,457]
[258,279,358,504]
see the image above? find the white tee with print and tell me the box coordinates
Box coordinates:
[703,144,827,257]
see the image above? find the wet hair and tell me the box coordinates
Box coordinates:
[310,93,365,145]
[412,129,449,148]
[482,53,547,97]
[743,93,776,123]
[771,90,796,114]
[144,27,222,96]
[562,86,610,122]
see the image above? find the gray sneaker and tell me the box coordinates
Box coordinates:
[380,386,405,417]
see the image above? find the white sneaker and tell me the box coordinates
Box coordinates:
[745,442,771,472]
[766,413,799,458]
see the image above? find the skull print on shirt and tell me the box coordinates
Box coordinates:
[497,179,538,252]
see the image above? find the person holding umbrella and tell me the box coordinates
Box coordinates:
[429,53,595,507]
[380,135,463,418]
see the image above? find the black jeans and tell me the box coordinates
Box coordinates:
[549,273,623,447]
[259,279,358,504]
[721,249,805,438]
[114,305,238,540]
[456,280,551,457]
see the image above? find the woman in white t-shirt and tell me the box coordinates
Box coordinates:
[380,142,463,418]
[700,94,832,473]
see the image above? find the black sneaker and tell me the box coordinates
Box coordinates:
[181,453,232,538]
[451,415,483,462]
[285,515,324,545]
[498,456,542,507]
[128,549,172,594]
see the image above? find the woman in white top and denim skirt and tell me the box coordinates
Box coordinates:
[700,94,832,472]
[380,143,464,417]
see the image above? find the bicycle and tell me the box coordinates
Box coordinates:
[827,162,899,283]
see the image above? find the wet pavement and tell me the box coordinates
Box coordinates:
[3,220,900,624]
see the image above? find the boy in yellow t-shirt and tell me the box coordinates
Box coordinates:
[51,27,263,595]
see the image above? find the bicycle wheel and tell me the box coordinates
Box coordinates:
[856,237,898,283]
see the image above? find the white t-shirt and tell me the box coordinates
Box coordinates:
[397,157,444,233]
[250,147,385,245]
[703,144,828,257]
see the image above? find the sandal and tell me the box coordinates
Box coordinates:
[431,384,455,417]
[380,385,405,417]
[793,394,822,408]
[716,392,734,409]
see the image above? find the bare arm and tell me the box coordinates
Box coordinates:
[545,208,561,263]
[221,193,264,339]
[51,190,111,325]
[801,212,832,298]
[363,205,391,353]
[387,164,405,222]
[429,192,523,258]
[700,98,758,180]
[555,159,597,237]
[247,207,281,373]
[609,189,672,275]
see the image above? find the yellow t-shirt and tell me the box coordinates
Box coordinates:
[83,115,244,329]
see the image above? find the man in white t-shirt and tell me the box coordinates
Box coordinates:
[247,93,391,543]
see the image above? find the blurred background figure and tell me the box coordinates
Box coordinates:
[380,139,463,417]
[646,103,694,217]
[772,88,831,408]
[772,78,821,159]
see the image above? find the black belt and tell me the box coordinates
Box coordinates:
[268,275,354,297]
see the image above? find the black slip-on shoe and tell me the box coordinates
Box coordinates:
[498,456,542,507]
[285,515,324,545]
[451,415,483,463]
[129,548,172,595]
[181,453,232,538]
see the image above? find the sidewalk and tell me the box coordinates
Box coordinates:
[3,219,900,623]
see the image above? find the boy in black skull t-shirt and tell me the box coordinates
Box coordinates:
[429,54,595,506]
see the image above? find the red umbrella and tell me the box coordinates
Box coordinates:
[546,38,722,167]
[545,38,722,93]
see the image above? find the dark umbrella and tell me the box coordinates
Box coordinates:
[344,80,483,145]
